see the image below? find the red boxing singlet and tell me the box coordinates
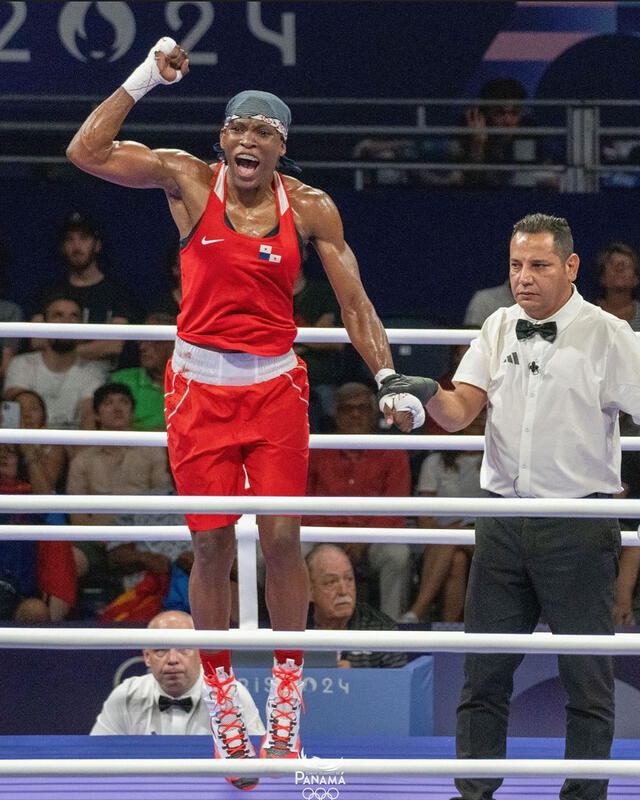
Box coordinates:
[177,163,301,356]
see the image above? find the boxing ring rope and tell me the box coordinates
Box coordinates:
[4,428,640,451]
[1,626,640,655]
[0,321,475,346]
[3,322,640,785]
[3,494,640,518]
[3,489,640,627]
[2,524,638,545]
[0,756,639,779]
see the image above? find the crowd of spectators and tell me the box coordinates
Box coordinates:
[0,208,639,637]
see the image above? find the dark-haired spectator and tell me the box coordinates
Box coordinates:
[110,312,175,431]
[594,241,640,330]
[33,212,141,368]
[66,382,171,612]
[14,389,70,492]
[4,294,107,429]
[306,544,408,668]
[594,242,640,627]
[451,77,558,189]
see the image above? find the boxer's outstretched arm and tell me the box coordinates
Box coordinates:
[303,188,393,379]
[66,38,190,192]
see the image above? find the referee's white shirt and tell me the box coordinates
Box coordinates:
[90,670,265,736]
[454,288,640,498]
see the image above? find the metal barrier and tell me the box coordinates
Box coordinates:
[2,95,640,192]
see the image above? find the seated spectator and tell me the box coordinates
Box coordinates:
[66,383,171,613]
[4,293,107,429]
[90,610,264,735]
[593,241,640,330]
[110,312,175,431]
[593,242,640,464]
[401,410,487,624]
[33,212,141,368]
[302,382,412,620]
[14,389,72,492]
[100,472,194,624]
[451,77,559,189]
[463,280,514,327]
[293,266,345,432]
[0,442,76,622]
[306,544,408,668]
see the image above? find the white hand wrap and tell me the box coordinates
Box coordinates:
[378,392,426,430]
[122,37,183,102]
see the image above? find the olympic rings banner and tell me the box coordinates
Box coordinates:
[6,2,640,99]
[0,2,516,96]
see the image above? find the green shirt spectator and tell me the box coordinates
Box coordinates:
[108,366,165,431]
[110,312,175,431]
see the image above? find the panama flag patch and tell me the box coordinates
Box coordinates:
[259,244,282,263]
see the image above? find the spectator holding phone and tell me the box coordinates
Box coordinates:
[451,78,558,189]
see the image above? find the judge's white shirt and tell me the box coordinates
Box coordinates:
[454,289,640,498]
[90,670,265,736]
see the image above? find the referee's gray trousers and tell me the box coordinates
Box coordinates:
[455,511,621,800]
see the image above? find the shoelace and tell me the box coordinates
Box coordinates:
[268,665,305,749]
[206,672,251,758]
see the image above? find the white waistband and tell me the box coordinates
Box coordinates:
[172,338,298,386]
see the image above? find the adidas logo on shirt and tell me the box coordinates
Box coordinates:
[504,352,520,365]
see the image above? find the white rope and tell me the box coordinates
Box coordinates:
[3,494,640,518]
[0,757,638,778]
[0,429,486,450]
[1,628,639,654]
[2,524,638,545]
[4,428,640,451]
[0,321,475,345]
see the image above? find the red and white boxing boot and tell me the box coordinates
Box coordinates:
[260,658,304,758]
[204,666,259,791]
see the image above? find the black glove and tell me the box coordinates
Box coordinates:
[377,373,439,407]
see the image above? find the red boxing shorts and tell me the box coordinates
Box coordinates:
[165,357,310,531]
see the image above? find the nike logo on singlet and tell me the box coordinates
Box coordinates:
[201,237,224,245]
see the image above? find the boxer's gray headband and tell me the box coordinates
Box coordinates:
[223,90,291,140]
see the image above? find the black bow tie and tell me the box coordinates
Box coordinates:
[158,695,193,713]
[515,319,557,343]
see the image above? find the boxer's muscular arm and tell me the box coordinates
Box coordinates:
[292,184,393,378]
[66,42,200,196]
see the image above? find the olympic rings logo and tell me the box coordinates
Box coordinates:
[301,788,340,800]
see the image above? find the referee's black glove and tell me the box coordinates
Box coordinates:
[377,373,439,408]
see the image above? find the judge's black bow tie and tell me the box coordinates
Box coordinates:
[515,319,557,343]
[158,695,193,712]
